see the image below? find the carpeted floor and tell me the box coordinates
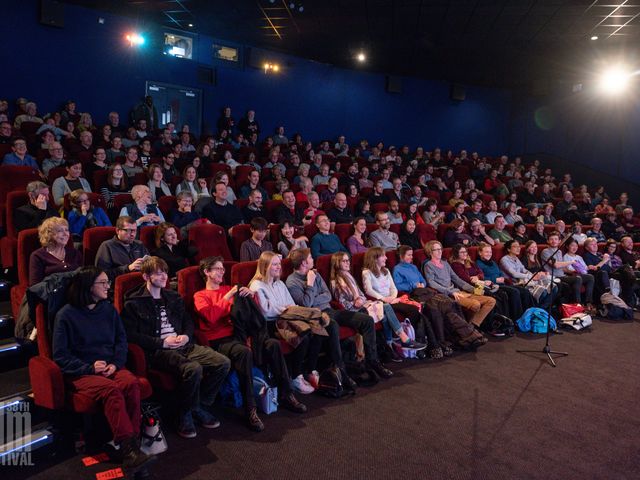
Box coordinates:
[8,316,640,480]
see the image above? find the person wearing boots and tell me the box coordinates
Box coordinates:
[52,267,155,476]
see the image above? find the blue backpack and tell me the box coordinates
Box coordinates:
[517,307,557,334]
[217,367,266,409]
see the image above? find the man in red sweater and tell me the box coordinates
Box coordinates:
[193,256,307,433]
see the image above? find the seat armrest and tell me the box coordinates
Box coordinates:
[126,343,147,377]
[29,356,65,410]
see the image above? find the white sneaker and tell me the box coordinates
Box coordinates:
[292,374,315,394]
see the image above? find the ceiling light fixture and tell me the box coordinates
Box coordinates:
[188,23,194,28]
[591,35,598,40]
[356,52,366,63]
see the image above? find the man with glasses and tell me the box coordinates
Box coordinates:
[2,137,40,170]
[95,216,148,280]
[119,185,165,228]
[160,149,178,184]
[42,142,66,176]
[123,257,230,439]
[369,211,399,251]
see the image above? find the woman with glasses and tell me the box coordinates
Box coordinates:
[101,163,129,210]
[67,189,111,240]
[83,147,109,189]
[29,217,83,285]
[423,241,496,331]
[52,266,155,473]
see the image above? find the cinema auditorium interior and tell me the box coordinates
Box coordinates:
[2,0,640,479]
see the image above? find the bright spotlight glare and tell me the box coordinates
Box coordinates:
[126,33,145,46]
[357,53,366,62]
[599,67,630,95]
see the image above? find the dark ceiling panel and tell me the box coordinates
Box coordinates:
[59,0,640,87]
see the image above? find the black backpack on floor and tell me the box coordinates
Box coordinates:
[317,367,352,398]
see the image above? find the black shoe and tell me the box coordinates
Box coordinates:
[121,437,156,474]
[385,343,403,363]
[340,370,358,392]
[246,408,265,432]
[280,392,307,413]
[441,345,454,357]
[369,360,393,379]
[429,347,444,359]
[416,349,427,360]
[134,468,151,480]
[398,339,427,350]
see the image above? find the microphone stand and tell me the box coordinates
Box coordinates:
[516,233,572,367]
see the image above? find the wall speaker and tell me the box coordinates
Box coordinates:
[450,84,466,101]
[197,66,216,85]
[385,76,402,94]
[40,0,64,28]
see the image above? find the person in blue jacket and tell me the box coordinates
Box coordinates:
[310,214,347,258]
[392,245,487,348]
[67,189,111,240]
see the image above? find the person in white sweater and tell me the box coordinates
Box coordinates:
[248,251,316,393]
[362,247,442,359]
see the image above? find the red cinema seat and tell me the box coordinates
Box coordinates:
[1,191,29,268]
[230,223,252,260]
[189,223,232,262]
[29,303,152,412]
[158,195,177,217]
[83,226,116,266]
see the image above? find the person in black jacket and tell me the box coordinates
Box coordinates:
[151,222,197,279]
[122,257,230,439]
[52,266,155,474]
[95,216,148,281]
[274,190,308,226]
[15,181,59,232]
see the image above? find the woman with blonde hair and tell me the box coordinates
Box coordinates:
[29,217,82,285]
[329,252,424,364]
[248,251,317,394]
[362,247,440,359]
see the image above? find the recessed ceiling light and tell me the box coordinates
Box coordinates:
[357,52,366,62]
[591,35,598,40]
[188,23,194,27]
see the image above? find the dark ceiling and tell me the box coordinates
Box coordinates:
[63,0,640,88]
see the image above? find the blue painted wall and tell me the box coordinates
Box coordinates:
[509,85,640,184]
[4,0,511,155]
